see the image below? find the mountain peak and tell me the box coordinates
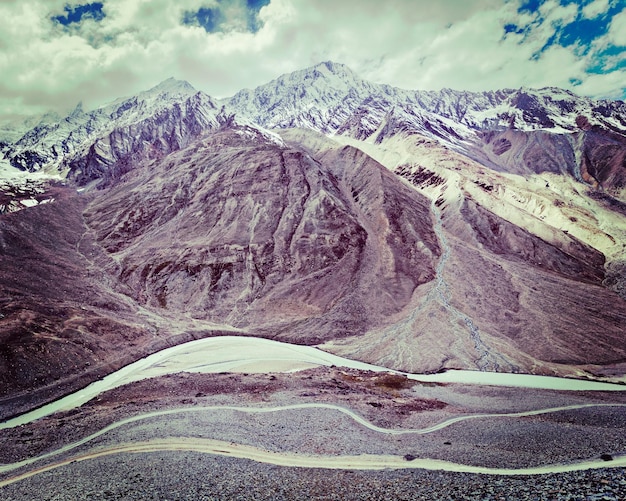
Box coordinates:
[312,61,355,76]
[146,77,197,96]
[297,61,362,84]
[226,61,377,133]
[69,101,85,119]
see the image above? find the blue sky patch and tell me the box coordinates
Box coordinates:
[246,0,270,32]
[182,1,270,34]
[246,0,271,10]
[182,7,225,33]
[507,0,624,80]
[504,23,526,34]
[52,2,105,26]
[517,0,544,14]
[557,17,609,50]
[554,1,623,52]
[587,45,626,74]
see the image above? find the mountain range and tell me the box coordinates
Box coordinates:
[1,61,626,416]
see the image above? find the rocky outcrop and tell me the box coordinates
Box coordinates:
[67,93,220,185]
[475,129,578,177]
[579,126,626,195]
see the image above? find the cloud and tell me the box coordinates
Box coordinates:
[0,0,624,121]
[582,0,610,19]
[607,7,626,46]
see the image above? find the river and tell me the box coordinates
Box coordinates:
[2,335,624,431]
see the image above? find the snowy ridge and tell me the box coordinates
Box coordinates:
[226,61,411,133]
[225,62,626,137]
[226,61,626,152]
[2,61,626,184]
[416,86,626,133]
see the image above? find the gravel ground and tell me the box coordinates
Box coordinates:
[46,403,626,470]
[2,368,626,500]
[2,452,626,501]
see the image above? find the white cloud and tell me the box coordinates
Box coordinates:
[582,0,610,19]
[607,7,626,46]
[540,0,579,27]
[575,68,626,98]
[0,0,624,120]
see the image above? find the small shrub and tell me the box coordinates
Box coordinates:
[374,373,412,390]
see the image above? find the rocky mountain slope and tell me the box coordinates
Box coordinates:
[84,124,439,339]
[1,62,626,414]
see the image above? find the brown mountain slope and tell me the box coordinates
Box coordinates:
[0,183,158,417]
[299,130,626,378]
[84,127,440,342]
[0,124,445,416]
[473,124,626,201]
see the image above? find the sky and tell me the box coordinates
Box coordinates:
[0,0,625,121]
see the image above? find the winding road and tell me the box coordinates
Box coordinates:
[2,336,625,431]
[0,403,626,487]
[3,437,626,489]
[2,402,626,487]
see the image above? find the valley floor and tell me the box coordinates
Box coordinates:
[2,366,626,500]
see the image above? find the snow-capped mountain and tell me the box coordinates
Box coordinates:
[4,78,221,177]
[2,61,626,416]
[224,62,626,195]
[4,61,626,192]
[409,86,626,133]
[0,111,64,147]
[226,61,478,147]
[226,61,406,132]
[227,61,626,137]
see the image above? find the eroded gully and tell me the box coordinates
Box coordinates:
[387,196,511,371]
[429,198,512,371]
